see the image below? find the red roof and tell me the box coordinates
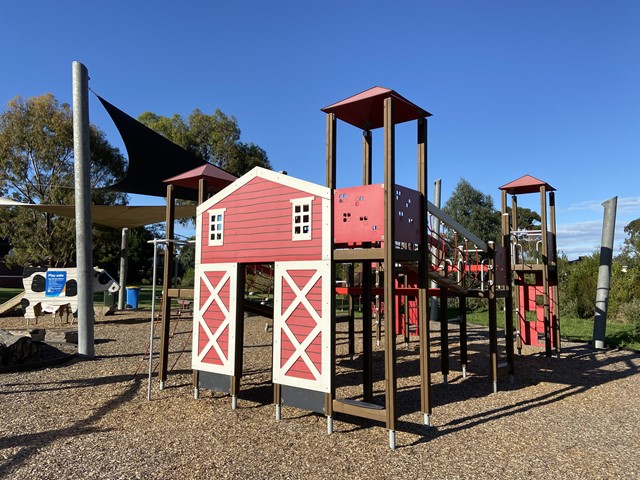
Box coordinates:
[163,163,237,194]
[499,174,556,195]
[321,86,431,130]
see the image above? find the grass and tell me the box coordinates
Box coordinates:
[457,306,640,352]
[2,286,639,351]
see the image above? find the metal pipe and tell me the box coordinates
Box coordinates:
[147,239,160,401]
[593,196,618,349]
[72,61,95,359]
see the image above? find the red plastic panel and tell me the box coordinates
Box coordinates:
[334,184,422,246]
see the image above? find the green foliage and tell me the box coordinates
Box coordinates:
[443,178,501,243]
[617,299,640,335]
[0,94,127,267]
[621,218,640,265]
[138,108,271,178]
[561,252,599,318]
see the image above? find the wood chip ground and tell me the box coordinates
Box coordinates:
[1,311,638,479]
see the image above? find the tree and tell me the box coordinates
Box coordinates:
[443,178,501,244]
[138,108,271,177]
[620,218,640,265]
[0,94,127,267]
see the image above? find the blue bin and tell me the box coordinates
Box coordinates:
[126,286,141,309]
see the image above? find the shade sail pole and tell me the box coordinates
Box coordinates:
[72,61,95,358]
[593,196,618,349]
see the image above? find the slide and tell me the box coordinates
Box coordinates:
[0,291,25,316]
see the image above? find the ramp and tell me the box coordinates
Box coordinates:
[0,291,25,316]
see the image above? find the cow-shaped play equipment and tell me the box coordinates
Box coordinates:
[21,266,120,323]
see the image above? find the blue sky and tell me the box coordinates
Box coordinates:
[1,1,638,259]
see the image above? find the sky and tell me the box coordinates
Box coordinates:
[1,1,638,260]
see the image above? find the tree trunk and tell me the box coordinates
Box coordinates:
[0,330,40,366]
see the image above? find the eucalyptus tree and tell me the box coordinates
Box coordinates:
[0,94,127,267]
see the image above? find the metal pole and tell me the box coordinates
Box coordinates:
[72,61,95,359]
[147,239,159,400]
[430,179,441,321]
[593,196,618,349]
[118,227,129,310]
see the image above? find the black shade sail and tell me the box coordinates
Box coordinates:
[98,96,208,201]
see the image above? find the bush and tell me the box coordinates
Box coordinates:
[617,298,640,335]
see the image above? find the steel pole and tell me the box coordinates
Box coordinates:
[593,196,618,349]
[430,179,441,321]
[72,61,95,358]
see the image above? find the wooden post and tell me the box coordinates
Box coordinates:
[488,241,498,393]
[230,265,245,408]
[383,96,398,447]
[439,285,449,383]
[362,126,374,402]
[502,191,515,378]
[347,263,355,359]
[193,178,208,394]
[362,261,373,402]
[363,129,372,186]
[511,194,523,354]
[549,191,561,355]
[540,186,552,357]
[417,116,431,425]
[326,112,337,426]
[459,296,468,377]
[159,184,175,389]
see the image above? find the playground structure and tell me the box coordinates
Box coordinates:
[134,86,562,449]
[499,176,560,356]
[175,86,543,449]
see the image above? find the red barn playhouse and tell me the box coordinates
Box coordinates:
[189,86,558,449]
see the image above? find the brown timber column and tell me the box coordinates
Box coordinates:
[159,184,176,389]
[511,194,523,354]
[230,265,245,408]
[362,128,373,401]
[417,117,431,425]
[540,186,552,357]
[488,241,499,393]
[383,96,398,448]
[193,178,208,395]
[326,112,337,428]
[549,191,561,355]
[363,129,372,185]
[502,191,515,378]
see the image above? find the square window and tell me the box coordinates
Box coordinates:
[291,197,314,241]
[208,208,226,246]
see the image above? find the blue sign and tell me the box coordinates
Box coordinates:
[45,271,67,297]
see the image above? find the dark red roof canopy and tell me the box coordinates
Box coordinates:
[163,164,236,194]
[499,174,556,195]
[321,86,431,130]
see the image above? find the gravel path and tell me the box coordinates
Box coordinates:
[1,311,639,479]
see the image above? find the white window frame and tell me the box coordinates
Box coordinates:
[208,208,226,246]
[291,197,314,241]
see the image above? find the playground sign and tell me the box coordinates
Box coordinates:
[45,271,67,297]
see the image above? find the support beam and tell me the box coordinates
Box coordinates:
[159,184,176,389]
[383,96,397,442]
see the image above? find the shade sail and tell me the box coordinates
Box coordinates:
[0,197,196,229]
[98,96,213,201]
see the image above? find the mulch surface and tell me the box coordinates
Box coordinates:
[1,310,639,479]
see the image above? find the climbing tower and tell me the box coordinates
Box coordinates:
[499,175,560,357]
